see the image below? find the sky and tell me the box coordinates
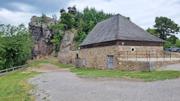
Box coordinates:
[0,0,180,37]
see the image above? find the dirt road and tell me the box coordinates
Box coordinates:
[29,64,180,101]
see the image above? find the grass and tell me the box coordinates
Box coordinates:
[1,57,180,101]
[28,57,73,68]
[71,68,180,81]
[0,71,38,101]
[28,58,180,82]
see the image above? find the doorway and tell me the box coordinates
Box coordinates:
[107,55,114,69]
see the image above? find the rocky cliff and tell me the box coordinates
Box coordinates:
[29,16,56,58]
[29,15,78,59]
[58,29,77,64]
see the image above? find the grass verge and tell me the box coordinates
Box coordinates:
[0,71,38,101]
[28,58,180,82]
[71,68,180,81]
[28,58,73,68]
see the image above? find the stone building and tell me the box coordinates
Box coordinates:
[78,14,164,71]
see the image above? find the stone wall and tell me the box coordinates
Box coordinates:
[58,51,77,64]
[117,46,164,58]
[79,46,118,69]
[117,46,163,51]
[78,45,168,71]
[117,61,150,71]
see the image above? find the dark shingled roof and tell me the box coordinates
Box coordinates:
[80,14,164,46]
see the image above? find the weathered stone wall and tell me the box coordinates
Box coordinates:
[79,46,119,69]
[117,46,163,51]
[78,45,166,71]
[117,61,150,71]
[58,51,77,64]
[117,46,164,58]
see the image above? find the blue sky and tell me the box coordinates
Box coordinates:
[0,0,179,37]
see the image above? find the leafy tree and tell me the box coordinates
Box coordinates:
[154,17,180,40]
[73,7,112,44]
[0,36,5,69]
[49,23,64,55]
[164,41,173,48]
[51,32,63,54]
[147,28,160,37]
[176,39,180,47]
[166,35,178,45]
[52,7,112,49]
[60,12,76,30]
[0,24,32,69]
[74,31,86,44]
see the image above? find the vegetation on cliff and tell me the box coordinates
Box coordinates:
[49,7,112,49]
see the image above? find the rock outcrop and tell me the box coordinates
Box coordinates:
[58,29,77,64]
[29,16,56,58]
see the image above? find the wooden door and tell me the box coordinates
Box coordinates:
[107,55,114,69]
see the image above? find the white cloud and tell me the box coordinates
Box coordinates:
[0,8,37,26]
[68,0,180,38]
[0,0,179,38]
[9,2,37,12]
[68,0,180,28]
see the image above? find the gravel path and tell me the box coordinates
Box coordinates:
[29,65,180,101]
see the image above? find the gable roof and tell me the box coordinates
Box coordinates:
[80,14,164,46]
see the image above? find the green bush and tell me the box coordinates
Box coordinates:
[176,39,180,47]
[0,24,32,70]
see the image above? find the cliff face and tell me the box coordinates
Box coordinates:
[29,16,56,58]
[60,29,77,52]
[29,15,78,59]
[58,29,77,64]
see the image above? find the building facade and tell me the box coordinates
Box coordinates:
[78,14,164,71]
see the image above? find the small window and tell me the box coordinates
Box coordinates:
[76,53,79,59]
[131,47,135,51]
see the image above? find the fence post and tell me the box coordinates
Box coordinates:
[149,51,150,61]
[127,51,128,61]
[136,51,137,61]
[170,52,171,60]
[146,51,148,62]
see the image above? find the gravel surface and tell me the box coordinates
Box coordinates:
[29,66,180,101]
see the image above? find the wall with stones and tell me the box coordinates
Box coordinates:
[79,45,119,69]
[78,45,174,71]
[58,51,77,64]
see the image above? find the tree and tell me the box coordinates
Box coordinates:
[73,7,112,44]
[166,35,178,45]
[0,24,32,69]
[60,12,75,30]
[49,23,64,55]
[164,41,173,48]
[154,17,180,40]
[56,7,112,47]
[176,39,180,47]
[147,28,160,37]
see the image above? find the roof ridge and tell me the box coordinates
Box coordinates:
[116,14,120,40]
